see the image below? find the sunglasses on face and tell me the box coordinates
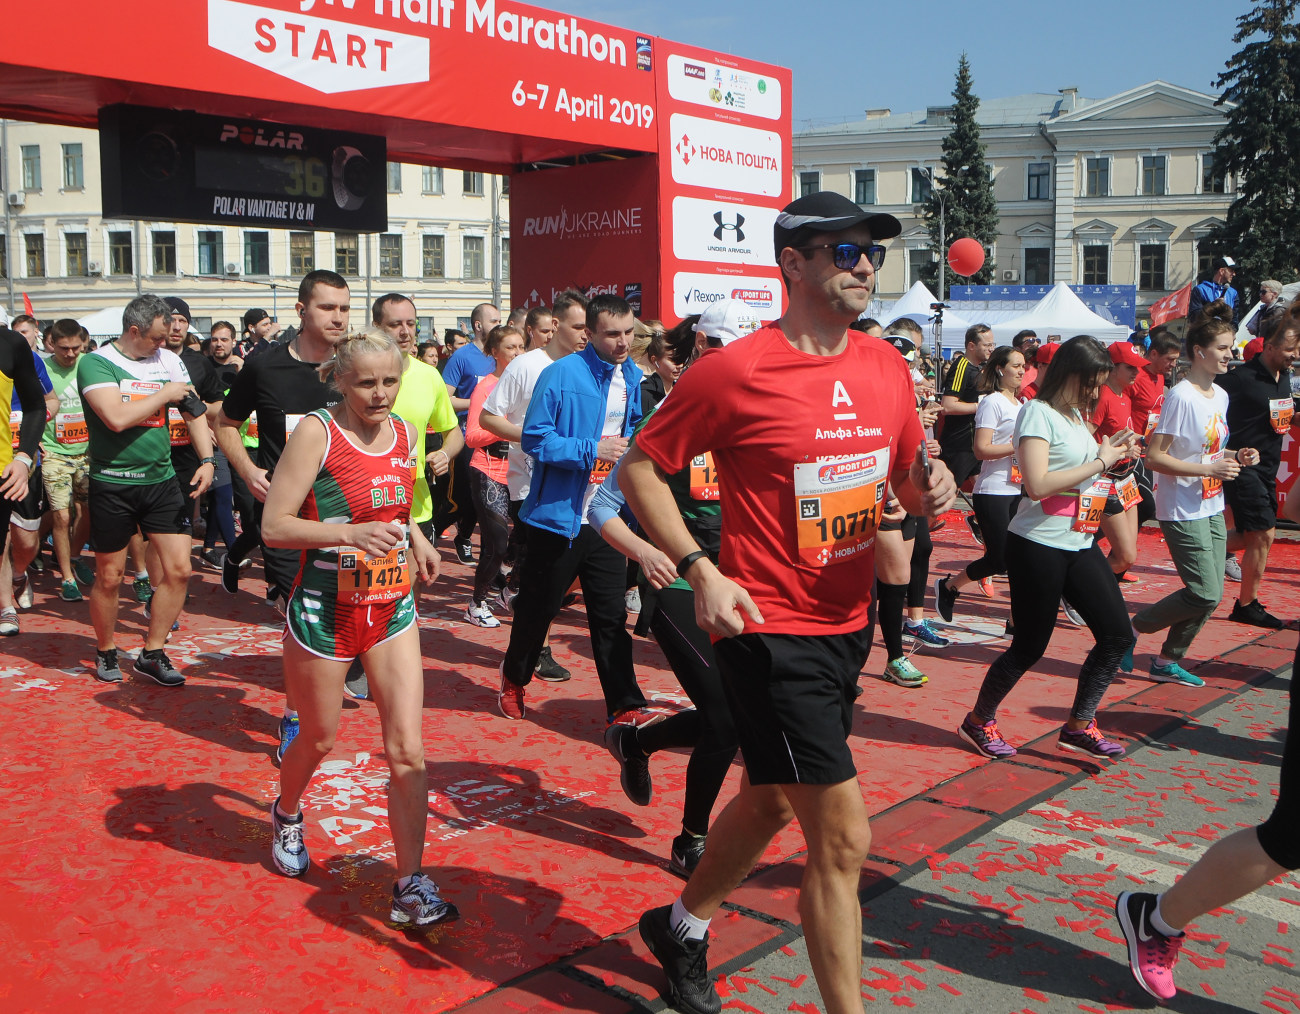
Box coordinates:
[798,243,887,271]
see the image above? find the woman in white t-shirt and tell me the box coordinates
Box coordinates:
[934,346,1026,626]
[1123,302,1258,686]
[958,336,1139,762]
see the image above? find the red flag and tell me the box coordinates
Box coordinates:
[21,293,33,318]
[1149,282,1191,327]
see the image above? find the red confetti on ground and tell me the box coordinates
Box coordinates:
[1024,988,1050,1002]
[938,983,962,996]
[771,974,807,988]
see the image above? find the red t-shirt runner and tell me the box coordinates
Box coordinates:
[1092,384,1133,440]
[635,323,924,637]
[1128,364,1165,441]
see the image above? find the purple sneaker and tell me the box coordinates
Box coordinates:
[1058,719,1125,758]
[958,716,1017,759]
[1115,891,1183,1000]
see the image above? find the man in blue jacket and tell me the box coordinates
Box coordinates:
[497,293,651,724]
[1188,255,1239,328]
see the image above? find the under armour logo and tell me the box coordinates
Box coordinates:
[675,133,696,165]
[713,211,745,242]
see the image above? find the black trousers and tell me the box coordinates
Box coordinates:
[502,523,647,716]
[436,441,478,544]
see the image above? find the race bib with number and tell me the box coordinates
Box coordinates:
[589,458,613,485]
[246,412,260,440]
[1270,397,1294,435]
[336,546,411,605]
[55,412,87,446]
[168,407,190,447]
[9,410,19,450]
[119,379,166,427]
[1202,451,1223,500]
[1009,457,1022,485]
[793,449,889,568]
[283,413,303,438]
[689,453,720,501]
[1116,473,1141,512]
[1073,477,1113,534]
[1143,411,1161,449]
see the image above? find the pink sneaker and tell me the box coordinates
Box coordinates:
[1115,891,1183,1000]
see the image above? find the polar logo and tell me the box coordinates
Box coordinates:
[218,124,305,149]
[712,211,744,242]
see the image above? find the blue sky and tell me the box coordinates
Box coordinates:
[557,0,1244,127]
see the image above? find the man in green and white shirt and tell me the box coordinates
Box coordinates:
[41,320,93,601]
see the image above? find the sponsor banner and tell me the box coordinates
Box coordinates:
[671,195,778,266]
[665,54,781,120]
[668,113,783,197]
[672,271,783,319]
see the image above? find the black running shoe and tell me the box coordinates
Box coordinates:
[605,723,651,806]
[534,646,571,682]
[454,539,474,565]
[965,513,984,546]
[1229,598,1284,629]
[638,906,721,1014]
[221,553,240,595]
[934,575,959,623]
[134,649,185,687]
[95,648,124,684]
[669,831,707,879]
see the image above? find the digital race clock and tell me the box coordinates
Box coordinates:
[100,103,387,232]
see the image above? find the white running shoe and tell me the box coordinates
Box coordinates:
[465,600,501,628]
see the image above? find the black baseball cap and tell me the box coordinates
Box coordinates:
[887,335,917,362]
[1211,255,1238,272]
[164,296,192,323]
[773,192,902,261]
[242,307,270,331]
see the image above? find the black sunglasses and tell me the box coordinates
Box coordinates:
[797,243,887,271]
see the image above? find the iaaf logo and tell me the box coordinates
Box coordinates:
[218,123,304,149]
[521,205,643,240]
[817,457,877,484]
[683,62,706,80]
[712,211,744,242]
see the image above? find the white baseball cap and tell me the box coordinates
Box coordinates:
[693,299,762,346]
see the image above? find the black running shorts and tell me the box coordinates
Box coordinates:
[714,626,871,786]
[89,476,188,553]
[1224,465,1278,532]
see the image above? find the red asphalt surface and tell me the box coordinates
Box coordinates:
[2,517,1296,1013]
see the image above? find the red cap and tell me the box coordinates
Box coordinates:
[1108,341,1147,369]
[1243,336,1264,362]
[1035,342,1060,367]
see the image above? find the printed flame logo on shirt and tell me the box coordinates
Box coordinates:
[817,456,876,484]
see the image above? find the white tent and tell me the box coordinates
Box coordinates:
[877,281,979,354]
[78,305,128,337]
[993,282,1131,345]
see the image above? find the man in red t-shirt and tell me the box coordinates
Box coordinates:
[1094,340,1145,578]
[622,191,956,1014]
[1129,328,1181,441]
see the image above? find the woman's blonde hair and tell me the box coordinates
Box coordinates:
[318,326,407,387]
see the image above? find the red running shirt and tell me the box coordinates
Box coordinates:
[635,323,923,636]
[1128,365,1166,440]
[1092,385,1134,441]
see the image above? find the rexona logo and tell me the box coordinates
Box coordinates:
[520,205,643,240]
[669,114,783,197]
[673,271,782,318]
[208,0,430,94]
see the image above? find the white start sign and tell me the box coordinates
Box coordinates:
[669,113,782,197]
[671,195,779,266]
[665,54,781,121]
[673,271,781,318]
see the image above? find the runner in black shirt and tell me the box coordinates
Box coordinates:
[939,324,995,487]
[1215,316,1299,627]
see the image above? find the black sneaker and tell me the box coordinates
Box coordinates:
[964,513,984,546]
[221,553,240,595]
[95,648,124,684]
[534,646,571,683]
[201,548,227,570]
[934,575,959,623]
[669,831,706,879]
[1229,598,1284,629]
[638,905,721,1014]
[134,649,185,687]
[454,539,474,565]
[343,659,370,700]
[604,723,651,806]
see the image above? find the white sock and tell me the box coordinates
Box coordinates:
[135,570,148,580]
[274,799,300,821]
[1155,655,1177,669]
[669,896,710,942]
[396,873,416,891]
[283,709,299,720]
[1151,895,1183,936]
[1130,624,1140,642]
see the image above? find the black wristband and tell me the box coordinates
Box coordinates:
[676,549,709,577]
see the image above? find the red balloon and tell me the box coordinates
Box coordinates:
[947,237,985,277]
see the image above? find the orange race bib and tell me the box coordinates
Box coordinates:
[283,412,303,438]
[794,449,889,568]
[167,407,190,446]
[1010,457,1022,485]
[689,453,720,501]
[336,546,411,606]
[1116,473,1141,512]
[1073,478,1113,534]
[55,412,87,446]
[1202,451,1223,500]
[246,412,260,441]
[8,410,19,450]
[119,378,166,427]
[589,458,613,485]
[1270,397,1294,435]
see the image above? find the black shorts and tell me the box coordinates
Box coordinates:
[89,477,188,553]
[10,463,44,528]
[714,626,871,786]
[1225,466,1278,532]
[939,447,980,488]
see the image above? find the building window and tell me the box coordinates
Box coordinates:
[500,237,510,279]
[462,235,485,278]
[418,317,435,340]
[25,234,45,277]
[1085,157,1109,197]
[422,235,445,278]
[854,169,876,206]
[799,171,820,197]
[907,248,931,287]
[463,171,484,196]
[244,231,270,275]
[1027,162,1051,200]
[198,230,224,275]
[1082,244,1108,285]
[60,142,84,190]
[335,233,359,276]
[500,174,510,197]
[387,162,402,193]
[379,234,402,277]
[1202,153,1227,194]
[65,233,88,276]
[108,231,133,275]
[289,232,314,276]
[152,231,176,275]
[1025,247,1051,285]
[910,168,932,204]
[1197,245,1215,278]
[0,236,6,279]
[1141,155,1166,196]
[20,145,40,189]
[1139,244,1166,290]
[421,166,443,194]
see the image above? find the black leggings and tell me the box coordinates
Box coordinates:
[973,533,1131,724]
[965,493,1021,582]
[876,580,907,662]
[637,587,739,835]
[468,467,510,602]
[1256,635,1299,869]
[907,520,932,609]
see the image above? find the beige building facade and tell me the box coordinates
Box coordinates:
[0,119,509,337]
[794,81,1233,314]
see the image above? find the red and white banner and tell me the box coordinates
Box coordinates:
[1149,282,1191,327]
